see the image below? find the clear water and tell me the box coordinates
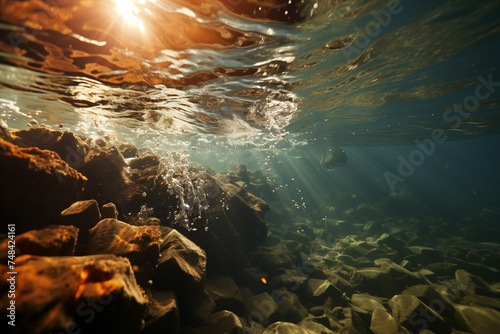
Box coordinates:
[1,0,499,230]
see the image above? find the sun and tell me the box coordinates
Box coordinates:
[114,0,146,31]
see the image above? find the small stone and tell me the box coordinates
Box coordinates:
[370,308,400,334]
[350,294,385,313]
[305,279,343,304]
[244,292,279,326]
[61,199,101,230]
[101,202,118,219]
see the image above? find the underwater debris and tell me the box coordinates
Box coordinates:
[320,146,347,170]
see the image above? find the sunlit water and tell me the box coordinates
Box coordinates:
[1,0,500,221]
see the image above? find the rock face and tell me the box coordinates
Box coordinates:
[0,254,146,334]
[0,137,87,232]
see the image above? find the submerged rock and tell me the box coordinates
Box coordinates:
[0,137,87,232]
[0,254,146,334]
[153,229,207,300]
[87,219,161,283]
[0,225,78,258]
[206,275,245,314]
[143,290,180,334]
[60,199,101,231]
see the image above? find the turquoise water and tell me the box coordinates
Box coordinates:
[1,1,499,233]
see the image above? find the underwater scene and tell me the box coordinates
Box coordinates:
[1,0,500,333]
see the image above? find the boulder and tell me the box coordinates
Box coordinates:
[206,275,245,314]
[0,225,78,258]
[244,292,279,326]
[87,219,161,283]
[0,137,87,232]
[78,145,131,210]
[272,288,308,324]
[143,290,180,334]
[10,127,90,166]
[152,229,206,300]
[0,254,146,334]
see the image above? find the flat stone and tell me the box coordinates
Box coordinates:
[350,294,385,313]
[370,307,400,334]
[454,304,500,334]
[61,199,101,230]
[305,279,343,304]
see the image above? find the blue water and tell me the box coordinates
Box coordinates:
[1,0,499,224]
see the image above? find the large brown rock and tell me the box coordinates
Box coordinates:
[0,138,87,232]
[0,254,146,334]
[0,225,78,259]
[10,127,90,166]
[152,229,207,300]
[87,219,161,282]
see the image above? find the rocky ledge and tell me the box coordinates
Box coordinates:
[1,126,500,334]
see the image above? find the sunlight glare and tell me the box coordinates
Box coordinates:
[114,0,145,31]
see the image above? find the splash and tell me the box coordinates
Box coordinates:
[155,151,210,230]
